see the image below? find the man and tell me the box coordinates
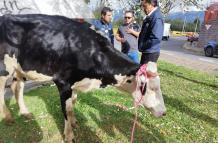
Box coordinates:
[138,0,164,64]
[92,7,114,45]
[115,10,141,63]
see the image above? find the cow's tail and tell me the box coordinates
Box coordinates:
[14,66,52,82]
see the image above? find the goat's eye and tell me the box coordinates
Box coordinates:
[127,80,132,83]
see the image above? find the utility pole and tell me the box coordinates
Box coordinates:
[182,15,186,34]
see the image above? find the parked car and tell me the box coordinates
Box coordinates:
[204,41,218,57]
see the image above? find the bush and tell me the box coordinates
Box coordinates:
[165,19,200,32]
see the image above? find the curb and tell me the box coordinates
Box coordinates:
[5,81,53,99]
[183,42,204,54]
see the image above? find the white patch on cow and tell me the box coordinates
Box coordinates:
[114,74,137,94]
[4,54,18,76]
[0,76,13,122]
[147,61,157,73]
[0,54,52,122]
[71,78,102,93]
[64,119,74,143]
[90,48,96,56]
[13,79,30,115]
[64,93,77,143]
[24,71,52,82]
[64,98,74,142]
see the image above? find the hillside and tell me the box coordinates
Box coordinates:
[166,11,205,23]
[113,10,205,23]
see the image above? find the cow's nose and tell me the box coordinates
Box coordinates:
[162,112,166,116]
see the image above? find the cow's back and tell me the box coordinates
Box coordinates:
[0,14,139,85]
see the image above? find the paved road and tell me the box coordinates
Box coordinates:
[160,36,218,76]
[115,36,218,75]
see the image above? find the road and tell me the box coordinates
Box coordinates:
[160,36,218,76]
[115,36,218,75]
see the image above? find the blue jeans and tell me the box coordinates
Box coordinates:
[128,51,139,64]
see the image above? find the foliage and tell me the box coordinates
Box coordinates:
[166,19,200,32]
[85,0,204,17]
[0,61,217,143]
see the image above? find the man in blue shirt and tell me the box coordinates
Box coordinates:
[138,0,164,64]
[92,7,114,45]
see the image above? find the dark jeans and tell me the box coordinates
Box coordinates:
[140,52,160,64]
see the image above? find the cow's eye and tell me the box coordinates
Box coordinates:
[127,80,132,83]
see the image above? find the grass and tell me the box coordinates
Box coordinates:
[0,61,217,143]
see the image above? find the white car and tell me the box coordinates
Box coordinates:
[162,23,171,41]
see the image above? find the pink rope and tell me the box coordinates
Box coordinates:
[130,64,147,143]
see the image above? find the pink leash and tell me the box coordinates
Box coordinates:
[130,64,147,143]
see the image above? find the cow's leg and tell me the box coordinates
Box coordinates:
[11,77,32,119]
[69,92,77,128]
[0,76,14,124]
[64,93,77,143]
[55,81,77,143]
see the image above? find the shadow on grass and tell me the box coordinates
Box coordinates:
[0,99,43,143]
[37,87,103,143]
[160,68,218,89]
[33,86,166,142]
[78,92,166,143]
[164,95,218,127]
[4,85,166,142]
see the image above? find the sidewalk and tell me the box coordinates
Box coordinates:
[5,81,52,99]
[182,42,204,54]
[160,40,218,76]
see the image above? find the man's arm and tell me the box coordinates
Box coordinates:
[126,28,140,37]
[139,18,163,50]
[115,28,126,43]
[151,18,164,41]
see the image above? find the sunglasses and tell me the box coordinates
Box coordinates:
[124,17,132,19]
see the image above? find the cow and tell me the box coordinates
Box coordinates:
[0,14,166,142]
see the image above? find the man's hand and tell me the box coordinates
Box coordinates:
[120,38,126,43]
[126,27,134,34]
[115,33,126,43]
[126,27,140,37]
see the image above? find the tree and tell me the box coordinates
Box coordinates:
[85,0,204,16]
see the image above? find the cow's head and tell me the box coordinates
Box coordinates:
[115,62,166,117]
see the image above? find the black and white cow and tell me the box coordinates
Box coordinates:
[0,14,166,142]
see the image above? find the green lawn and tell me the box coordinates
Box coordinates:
[0,61,217,143]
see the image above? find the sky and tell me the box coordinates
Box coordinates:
[0,0,215,17]
[88,0,217,13]
[171,0,218,13]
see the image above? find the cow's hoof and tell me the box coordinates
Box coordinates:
[3,118,15,125]
[66,139,76,143]
[65,138,76,143]
[21,113,33,120]
[71,120,78,128]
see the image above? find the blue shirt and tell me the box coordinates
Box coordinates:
[92,20,114,45]
[138,8,164,53]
